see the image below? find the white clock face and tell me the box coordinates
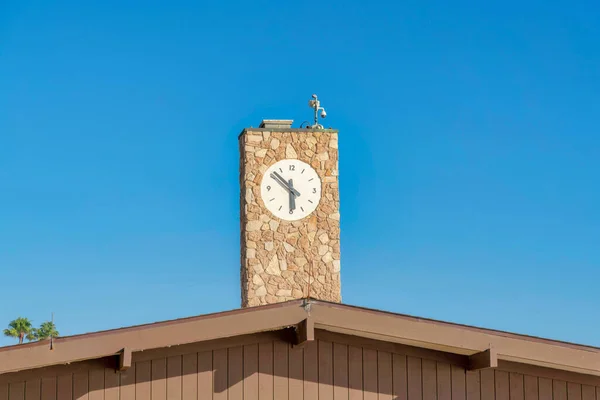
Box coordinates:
[260,159,322,221]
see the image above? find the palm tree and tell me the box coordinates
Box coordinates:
[35,321,59,340]
[3,317,34,344]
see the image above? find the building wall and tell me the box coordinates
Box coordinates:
[1,332,598,400]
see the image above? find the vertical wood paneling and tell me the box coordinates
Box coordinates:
[73,372,89,400]
[582,385,595,400]
[538,378,552,400]
[167,356,182,400]
[407,357,422,400]
[197,351,213,400]
[213,348,228,400]
[363,348,378,400]
[524,376,538,400]
[258,342,273,400]
[56,374,72,400]
[0,383,7,400]
[42,379,57,400]
[392,354,407,400]
[319,341,334,400]
[553,381,567,400]
[480,369,495,400]
[569,383,582,400]
[244,344,259,400]
[9,382,25,400]
[348,346,363,400]
[421,359,437,400]
[273,342,289,400]
[452,366,466,400]
[437,363,452,400]
[509,373,524,400]
[9,337,600,400]
[377,352,393,400]
[228,347,243,400]
[25,380,41,400]
[289,345,304,400]
[89,369,104,400]
[120,363,136,400]
[466,371,481,400]
[496,371,510,400]
[182,353,198,400]
[104,370,119,400]
[333,343,348,400]
[303,341,318,400]
[136,361,152,400]
[152,359,167,400]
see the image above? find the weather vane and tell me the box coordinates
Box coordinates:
[308,94,327,129]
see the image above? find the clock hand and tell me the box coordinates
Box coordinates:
[271,171,301,197]
[270,172,292,194]
[288,179,296,211]
[275,171,301,197]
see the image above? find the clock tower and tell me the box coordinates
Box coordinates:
[239,109,341,307]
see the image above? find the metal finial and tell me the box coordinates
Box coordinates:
[307,94,327,129]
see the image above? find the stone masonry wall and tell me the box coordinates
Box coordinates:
[239,128,341,307]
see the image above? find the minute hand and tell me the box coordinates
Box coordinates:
[271,171,301,197]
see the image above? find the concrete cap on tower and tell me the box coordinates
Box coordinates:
[259,119,293,129]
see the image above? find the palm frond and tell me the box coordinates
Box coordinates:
[3,328,18,338]
[36,321,59,340]
[26,328,39,341]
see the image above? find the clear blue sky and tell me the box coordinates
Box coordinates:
[1,0,599,347]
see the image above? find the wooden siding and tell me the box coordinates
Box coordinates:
[1,336,599,400]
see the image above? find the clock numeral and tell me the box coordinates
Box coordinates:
[312,188,317,194]
[267,185,271,191]
[289,165,295,171]
[289,210,294,214]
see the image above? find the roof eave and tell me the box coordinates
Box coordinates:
[1,299,599,378]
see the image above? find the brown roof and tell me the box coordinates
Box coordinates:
[1,299,599,377]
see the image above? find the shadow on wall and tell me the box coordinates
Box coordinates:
[117,337,406,400]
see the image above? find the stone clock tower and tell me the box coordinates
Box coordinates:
[239,115,341,307]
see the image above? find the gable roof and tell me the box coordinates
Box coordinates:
[1,299,599,378]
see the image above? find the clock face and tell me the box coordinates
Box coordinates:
[260,159,322,221]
